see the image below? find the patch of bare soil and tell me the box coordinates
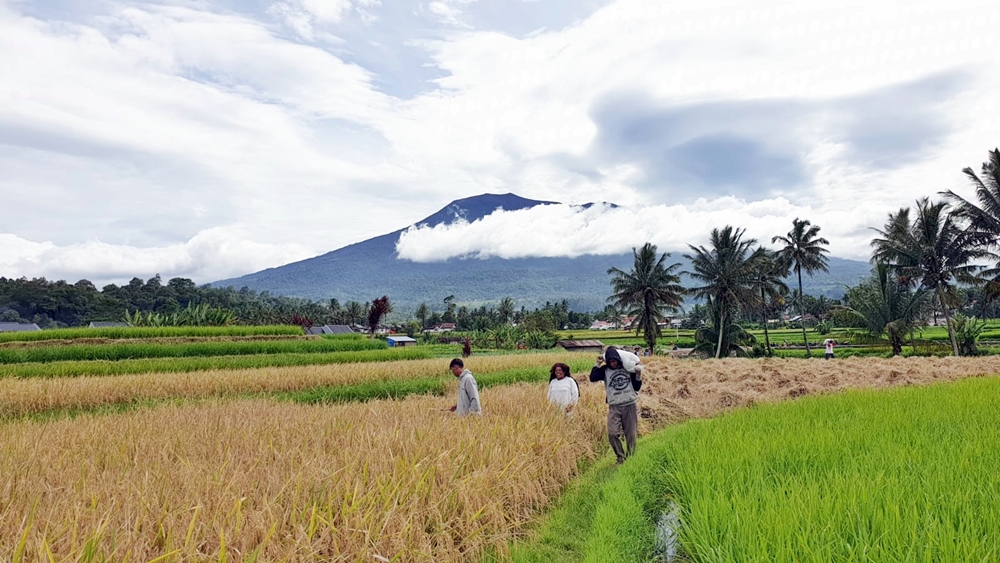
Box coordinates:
[637,355,1000,425]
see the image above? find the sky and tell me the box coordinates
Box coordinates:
[1,0,998,286]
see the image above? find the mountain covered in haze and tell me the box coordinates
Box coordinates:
[213,193,871,311]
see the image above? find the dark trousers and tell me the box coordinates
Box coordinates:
[607,403,638,463]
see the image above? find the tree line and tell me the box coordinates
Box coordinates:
[613,148,1000,358]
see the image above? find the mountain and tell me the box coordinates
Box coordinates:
[213,193,872,312]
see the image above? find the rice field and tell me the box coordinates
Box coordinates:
[528,375,1000,562]
[0,353,593,419]
[6,325,1000,562]
[0,386,609,562]
[0,325,304,343]
[0,347,436,379]
[0,337,388,364]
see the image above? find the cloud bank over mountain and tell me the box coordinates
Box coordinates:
[395,197,872,263]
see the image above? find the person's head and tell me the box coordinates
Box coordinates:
[604,346,622,369]
[449,358,465,377]
[550,362,571,381]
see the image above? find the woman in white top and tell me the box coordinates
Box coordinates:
[548,362,579,414]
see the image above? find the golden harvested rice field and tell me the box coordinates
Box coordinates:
[0,352,582,419]
[3,354,1000,561]
[0,385,608,562]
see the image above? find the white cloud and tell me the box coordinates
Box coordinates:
[394,196,876,263]
[0,229,314,286]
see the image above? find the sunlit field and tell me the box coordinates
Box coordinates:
[4,325,1000,562]
[514,376,1000,562]
[0,387,608,562]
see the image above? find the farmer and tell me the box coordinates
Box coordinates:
[590,346,643,464]
[448,358,482,416]
[547,362,579,414]
[824,338,836,360]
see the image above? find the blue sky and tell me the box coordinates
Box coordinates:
[1,0,998,284]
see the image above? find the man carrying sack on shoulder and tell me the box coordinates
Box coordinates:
[589,346,643,464]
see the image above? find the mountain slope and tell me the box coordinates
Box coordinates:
[213,193,871,311]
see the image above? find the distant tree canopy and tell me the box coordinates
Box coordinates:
[0,275,344,328]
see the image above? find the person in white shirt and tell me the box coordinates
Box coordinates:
[547,362,579,414]
[823,338,836,360]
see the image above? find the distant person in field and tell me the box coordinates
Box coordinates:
[590,346,643,464]
[548,362,579,414]
[448,358,481,416]
[824,338,836,360]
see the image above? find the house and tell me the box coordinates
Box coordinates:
[556,340,604,354]
[0,322,41,333]
[305,324,355,335]
[89,322,129,329]
[589,320,614,331]
[431,323,456,333]
[386,336,418,347]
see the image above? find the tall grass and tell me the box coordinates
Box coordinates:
[524,376,1000,562]
[0,347,432,379]
[0,337,386,364]
[0,353,592,419]
[0,387,609,561]
[0,324,304,343]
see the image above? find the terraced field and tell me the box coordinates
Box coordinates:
[3,326,1000,561]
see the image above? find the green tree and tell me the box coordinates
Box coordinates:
[442,295,456,323]
[607,243,686,352]
[685,227,758,358]
[344,301,367,327]
[496,297,515,325]
[749,248,789,355]
[843,263,929,356]
[415,302,430,330]
[772,218,830,357]
[872,198,987,356]
[941,148,1000,299]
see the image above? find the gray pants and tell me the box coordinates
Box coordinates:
[607,403,638,463]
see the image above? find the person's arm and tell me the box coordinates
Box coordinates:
[589,365,604,382]
[630,372,642,392]
[570,379,580,405]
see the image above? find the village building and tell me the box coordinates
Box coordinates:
[88,321,129,328]
[0,322,41,332]
[556,340,604,354]
[306,324,355,335]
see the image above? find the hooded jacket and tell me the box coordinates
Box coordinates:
[589,347,642,406]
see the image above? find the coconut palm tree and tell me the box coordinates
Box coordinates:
[749,248,789,355]
[941,148,1000,298]
[685,226,758,358]
[871,198,987,356]
[607,242,685,352]
[772,219,830,357]
[844,263,929,356]
[496,297,515,325]
[691,298,757,358]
